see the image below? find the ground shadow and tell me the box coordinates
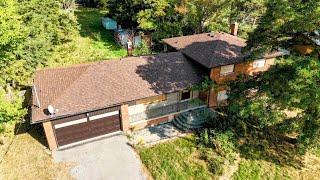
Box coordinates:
[14,122,49,148]
[237,128,303,169]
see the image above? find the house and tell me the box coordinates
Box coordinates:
[162,23,285,107]
[31,23,285,151]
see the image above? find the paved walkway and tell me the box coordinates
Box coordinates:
[53,135,147,180]
[129,122,186,146]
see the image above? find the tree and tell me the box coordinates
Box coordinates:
[224,55,320,153]
[245,0,320,55]
[0,0,24,85]
[0,0,79,88]
[107,0,142,29]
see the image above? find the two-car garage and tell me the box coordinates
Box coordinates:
[51,107,121,148]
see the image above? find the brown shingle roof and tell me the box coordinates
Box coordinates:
[31,52,204,123]
[163,32,283,68]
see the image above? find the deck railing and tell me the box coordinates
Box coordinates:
[129,99,206,123]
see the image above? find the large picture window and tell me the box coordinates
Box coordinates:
[253,59,266,68]
[220,64,234,76]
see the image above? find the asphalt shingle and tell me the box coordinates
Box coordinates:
[31,52,204,123]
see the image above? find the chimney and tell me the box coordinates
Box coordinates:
[230,22,238,36]
[127,41,133,56]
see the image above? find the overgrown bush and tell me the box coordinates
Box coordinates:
[133,40,151,56]
[0,90,26,133]
[197,129,237,175]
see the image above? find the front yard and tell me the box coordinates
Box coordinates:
[138,136,213,180]
[0,124,72,180]
[137,134,320,180]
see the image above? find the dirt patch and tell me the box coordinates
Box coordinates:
[0,124,73,180]
[219,153,241,180]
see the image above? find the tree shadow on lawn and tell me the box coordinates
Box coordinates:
[74,7,123,52]
[236,123,304,169]
[206,114,305,169]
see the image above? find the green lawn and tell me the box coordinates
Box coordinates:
[47,7,126,68]
[138,135,320,180]
[138,136,213,180]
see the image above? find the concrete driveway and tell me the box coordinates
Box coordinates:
[53,134,147,180]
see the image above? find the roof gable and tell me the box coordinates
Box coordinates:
[163,32,248,68]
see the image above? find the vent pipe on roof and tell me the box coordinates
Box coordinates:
[230,22,238,36]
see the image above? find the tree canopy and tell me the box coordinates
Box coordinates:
[0,0,78,89]
[106,0,269,42]
[0,0,78,126]
[221,55,320,153]
[245,0,320,55]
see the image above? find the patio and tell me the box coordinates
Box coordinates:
[128,122,187,146]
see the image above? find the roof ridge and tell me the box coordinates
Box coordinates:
[162,32,211,40]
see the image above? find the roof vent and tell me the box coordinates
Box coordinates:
[47,105,58,116]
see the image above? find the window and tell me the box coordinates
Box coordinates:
[220,64,234,75]
[181,90,191,100]
[217,90,228,102]
[253,59,266,68]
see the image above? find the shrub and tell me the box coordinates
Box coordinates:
[133,40,151,56]
[197,129,237,175]
[0,90,26,133]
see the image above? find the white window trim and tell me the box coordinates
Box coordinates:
[220,64,235,76]
[253,59,266,68]
[89,111,119,121]
[54,118,87,129]
[217,90,228,102]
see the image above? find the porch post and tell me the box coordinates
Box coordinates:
[120,104,130,132]
[43,121,58,151]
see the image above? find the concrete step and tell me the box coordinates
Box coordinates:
[173,116,205,132]
[174,117,203,129]
[172,107,217,132]
[176,115,206,127]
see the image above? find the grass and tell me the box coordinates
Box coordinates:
[138,135,320,180]
[138,135,213,180]
[47,7,126,68]
[0,123,72,180]
[233,153,320,180]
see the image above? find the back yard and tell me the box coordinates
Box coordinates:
[47,7,126,68]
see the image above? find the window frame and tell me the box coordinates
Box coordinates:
[252,59,266,68]
[220,64,235,76]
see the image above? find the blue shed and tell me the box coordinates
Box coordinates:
[102,17,117,30]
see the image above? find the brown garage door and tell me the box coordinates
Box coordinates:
[54,111,121,147]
